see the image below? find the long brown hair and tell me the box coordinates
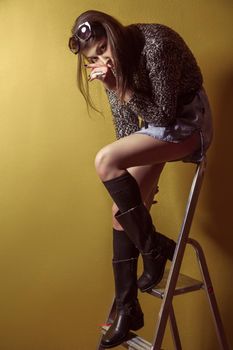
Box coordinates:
[70,10,143,111]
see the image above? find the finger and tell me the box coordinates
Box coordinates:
[89,71,106,81]
[90,68,107,77]
[84,63,105,69]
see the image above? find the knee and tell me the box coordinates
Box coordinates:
[94,146,114,180]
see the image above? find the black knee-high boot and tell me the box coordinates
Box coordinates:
[115,205,175,292]
[103,172,176,292]
[101,229,143,348]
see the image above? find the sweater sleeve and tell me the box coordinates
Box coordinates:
[106,89,140,139]
[125,40,183,126]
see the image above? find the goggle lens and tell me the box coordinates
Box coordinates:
[68,22,92,54]
[77,22,92,41]
[68,36,80,54]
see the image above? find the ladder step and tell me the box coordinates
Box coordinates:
[101,325,152,350]
[148,269,203,298]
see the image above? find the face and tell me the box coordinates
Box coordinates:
[82,37,114,67]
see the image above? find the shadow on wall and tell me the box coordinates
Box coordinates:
[207,71,233,254]
[168,71,233,350]
[204,70,233,349]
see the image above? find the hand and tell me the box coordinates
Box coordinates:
[85,63,117,91]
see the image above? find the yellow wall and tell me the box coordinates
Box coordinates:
[0,1,232,349]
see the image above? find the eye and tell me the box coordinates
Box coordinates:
[100,44,106,52]
[96,43,107,55]
[89,57,98,63]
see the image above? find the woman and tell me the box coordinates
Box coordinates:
[69,10,212,348]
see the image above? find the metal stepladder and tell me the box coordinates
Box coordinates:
[97,156,230,350]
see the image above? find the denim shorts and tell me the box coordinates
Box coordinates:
[135,88,213,163]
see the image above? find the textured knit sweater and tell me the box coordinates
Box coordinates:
[106,23,203,139]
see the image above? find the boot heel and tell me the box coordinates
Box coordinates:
[130,315,144,330]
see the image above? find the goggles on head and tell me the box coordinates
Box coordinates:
[69,21,94,54]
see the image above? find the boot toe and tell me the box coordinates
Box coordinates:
[100,318,129,348]
[137,255,167,292]
[101,329,128,348]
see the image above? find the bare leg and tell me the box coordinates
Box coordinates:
[95,132,200,181]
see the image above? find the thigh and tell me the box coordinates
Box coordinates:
[98,132,200,171]
[112,163,164,230]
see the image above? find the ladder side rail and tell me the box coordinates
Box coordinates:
[151,159,206,350]
[188,238,230,350]
[169,304,182,350]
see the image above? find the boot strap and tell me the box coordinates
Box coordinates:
[141,249,161,259]
[112,257,138,264]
